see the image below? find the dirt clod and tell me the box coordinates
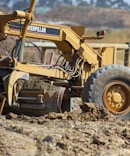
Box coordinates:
[6,112,18,119]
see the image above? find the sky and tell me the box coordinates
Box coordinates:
[124,0,130,4]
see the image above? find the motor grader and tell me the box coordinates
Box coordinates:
[0,0,130,118]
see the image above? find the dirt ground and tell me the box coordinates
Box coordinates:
[0,99,130,156]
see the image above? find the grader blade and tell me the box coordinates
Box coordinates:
[13,87,66,116]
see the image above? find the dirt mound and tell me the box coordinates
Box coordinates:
[46,102,116,122]
[1,102,130,156]
[6,100,116,122]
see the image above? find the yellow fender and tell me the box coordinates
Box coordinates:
[8,71,29,106]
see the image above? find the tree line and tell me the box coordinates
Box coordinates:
[0,0,130,10]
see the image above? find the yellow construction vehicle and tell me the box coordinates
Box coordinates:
[0,0,130,118]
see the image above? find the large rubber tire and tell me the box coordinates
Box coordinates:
[82,64,130,119]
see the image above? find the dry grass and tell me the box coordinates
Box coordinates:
[86,28,130,44]
[85,28,130,67]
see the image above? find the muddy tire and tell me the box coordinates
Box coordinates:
[82,64,130,119]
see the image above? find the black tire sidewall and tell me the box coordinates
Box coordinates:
[83,65,130,106]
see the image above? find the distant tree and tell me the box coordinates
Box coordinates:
[95,0,109,7]
[109,0,130,9]
[38,0,73,8]
[77,0,89,6]
[64,0,73,5]
[0,0,12,9]
[88,0,130,9]
[90,0,94,6]
[12,0,30,10]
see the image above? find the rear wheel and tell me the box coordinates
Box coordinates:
[82,64,130,119]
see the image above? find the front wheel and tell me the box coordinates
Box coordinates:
[82,64,130,119]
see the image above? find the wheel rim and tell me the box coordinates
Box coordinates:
[103,80,130,116]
